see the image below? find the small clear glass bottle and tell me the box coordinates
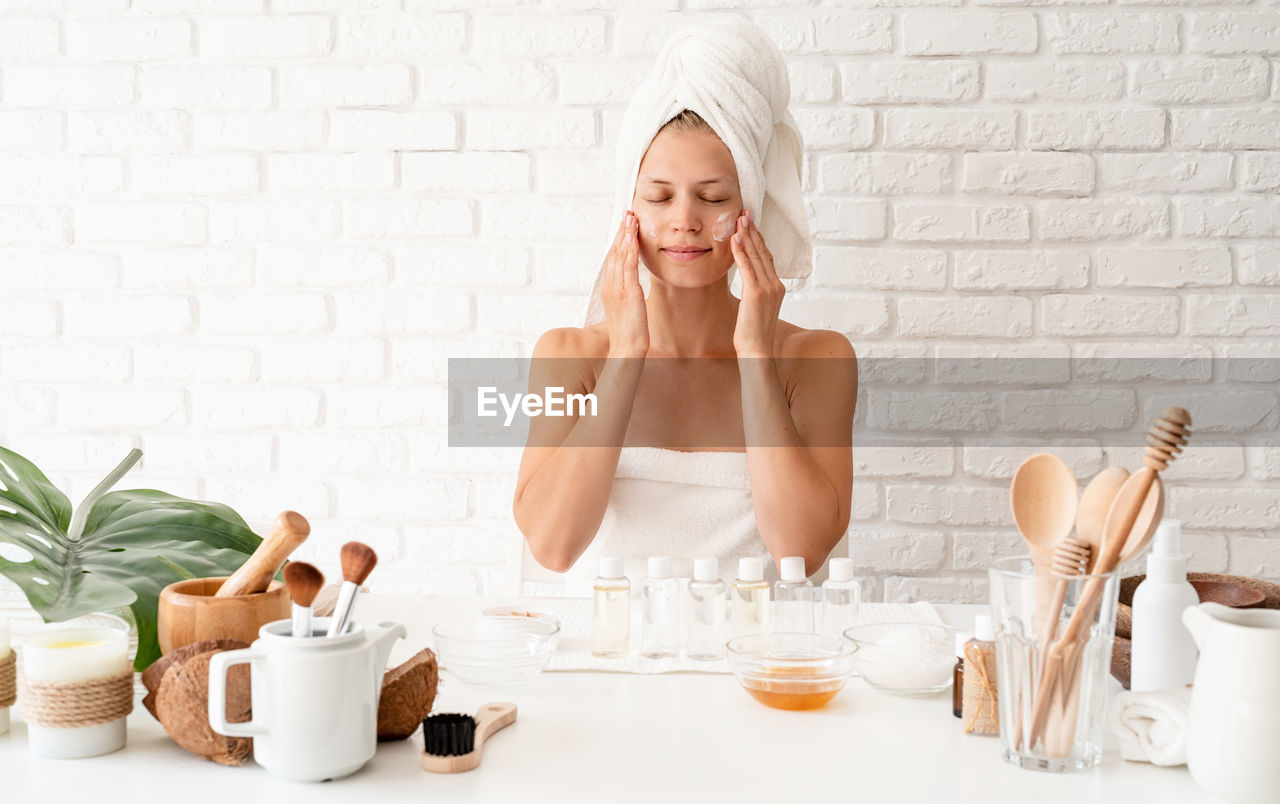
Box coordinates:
[687,557,726,661]
[591,556,630,659]
[820,557,861,639]
[772,556,815,633]
[962,614,999,736]
[731,556,770,639]
[640,555,680,659]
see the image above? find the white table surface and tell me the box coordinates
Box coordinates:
[0,595,1205,803]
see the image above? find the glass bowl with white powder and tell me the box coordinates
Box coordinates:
[842,622,961,696]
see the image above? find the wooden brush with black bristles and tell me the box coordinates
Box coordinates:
[421,703,517,774]
[326,541,378,638]
[283,561,324,638]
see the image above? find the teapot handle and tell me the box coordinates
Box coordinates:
[208,648,268,738]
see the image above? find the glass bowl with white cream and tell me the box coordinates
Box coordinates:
[842,622,961,696]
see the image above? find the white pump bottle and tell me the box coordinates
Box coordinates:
[1130,520,1200,691]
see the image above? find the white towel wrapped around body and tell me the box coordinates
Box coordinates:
[1107,688,1192,767]
[586,16,811,326]
[563,447,772,593]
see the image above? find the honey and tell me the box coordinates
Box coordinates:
[740,665,845,710]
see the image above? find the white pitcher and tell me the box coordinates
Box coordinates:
[1182,602,1280,804]
[208,617,406,782]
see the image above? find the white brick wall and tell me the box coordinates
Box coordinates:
[0,2,1277,601]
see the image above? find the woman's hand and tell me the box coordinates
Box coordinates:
[600,210,649,359]
[731,209,784,359]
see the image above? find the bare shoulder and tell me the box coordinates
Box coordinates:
[775,320,857,361]
[532,323,611,359]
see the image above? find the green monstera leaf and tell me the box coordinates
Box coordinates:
[0,446,262,671]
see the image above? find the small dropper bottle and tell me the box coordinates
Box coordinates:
[640,555,680,659]
[952,632,967,719]
[820,557,861,638]
[591,556,630,659]
[772,556,815,633]
[687,557,726,661]
[731,557,770,639]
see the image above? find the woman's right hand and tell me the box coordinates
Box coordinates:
[600,210,649,358]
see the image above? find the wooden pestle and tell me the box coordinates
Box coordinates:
[215,511,311,598]
[1026,407,1189,751]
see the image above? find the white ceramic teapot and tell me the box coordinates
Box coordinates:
[1182,602,1280,804]
[208,617,405,782]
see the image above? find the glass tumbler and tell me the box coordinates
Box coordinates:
[989,556,1120,773]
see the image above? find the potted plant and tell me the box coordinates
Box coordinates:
[0,446,263,670]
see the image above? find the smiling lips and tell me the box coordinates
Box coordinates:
[662,245,711,261]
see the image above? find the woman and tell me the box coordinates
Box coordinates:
[513,20,857,587]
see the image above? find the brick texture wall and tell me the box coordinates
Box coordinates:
[0,2,1277,601]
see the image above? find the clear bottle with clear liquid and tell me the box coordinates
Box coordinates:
[772,556,815,633]
[641,555,680,659]
[591,556,630,659]
[687,557,726,661]
[731,556,770,639]
[820,557,861,639]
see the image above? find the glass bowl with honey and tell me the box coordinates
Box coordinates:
[726,633,856,710]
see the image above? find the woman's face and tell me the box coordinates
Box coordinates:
[631,127,743,288]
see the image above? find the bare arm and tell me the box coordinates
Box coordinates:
[728,210,856,575]
[740,332,857,576]
[513,211,649,573]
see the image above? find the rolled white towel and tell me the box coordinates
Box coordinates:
[1107,688,1192,767]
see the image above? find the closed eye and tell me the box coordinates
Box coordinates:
[644,198,729,204]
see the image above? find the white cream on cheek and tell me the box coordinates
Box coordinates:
[712,211,735,242]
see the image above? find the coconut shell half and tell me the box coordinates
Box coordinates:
[377,647,438,741]
[155,648,253,766]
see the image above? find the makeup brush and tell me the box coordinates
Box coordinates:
[326,541,378,638]
[283,561,325,638]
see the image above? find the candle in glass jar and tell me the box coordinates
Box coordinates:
[1,617,10,735]
[22,625,130,759]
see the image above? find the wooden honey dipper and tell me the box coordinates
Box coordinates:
[1027,406,1190,752]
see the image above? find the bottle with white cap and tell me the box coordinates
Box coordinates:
[1131,519,1200,691]
[687,557,727,661]
[731,557,770,639]
[591,556,630,659]
[640,555,680,659]
[820,557,861,639]
[962,613,999,735]
[772,556,815,633]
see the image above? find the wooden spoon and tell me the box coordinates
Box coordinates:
[1075,466,1130,572]
[1010,453,1079,573]
[1008,453,1080,570]
[1038,466,1132,753]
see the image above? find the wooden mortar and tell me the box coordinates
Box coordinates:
[158,577,291,655]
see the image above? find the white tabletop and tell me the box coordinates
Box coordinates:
[0,596,1205,803]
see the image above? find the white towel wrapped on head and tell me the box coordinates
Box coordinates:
[586,16,811,326]
[1107,688,1192,767]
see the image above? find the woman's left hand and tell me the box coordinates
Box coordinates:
[730,208,785,359]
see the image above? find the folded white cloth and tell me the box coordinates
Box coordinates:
[586,15,811,326]
[1107,688,1192,766]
